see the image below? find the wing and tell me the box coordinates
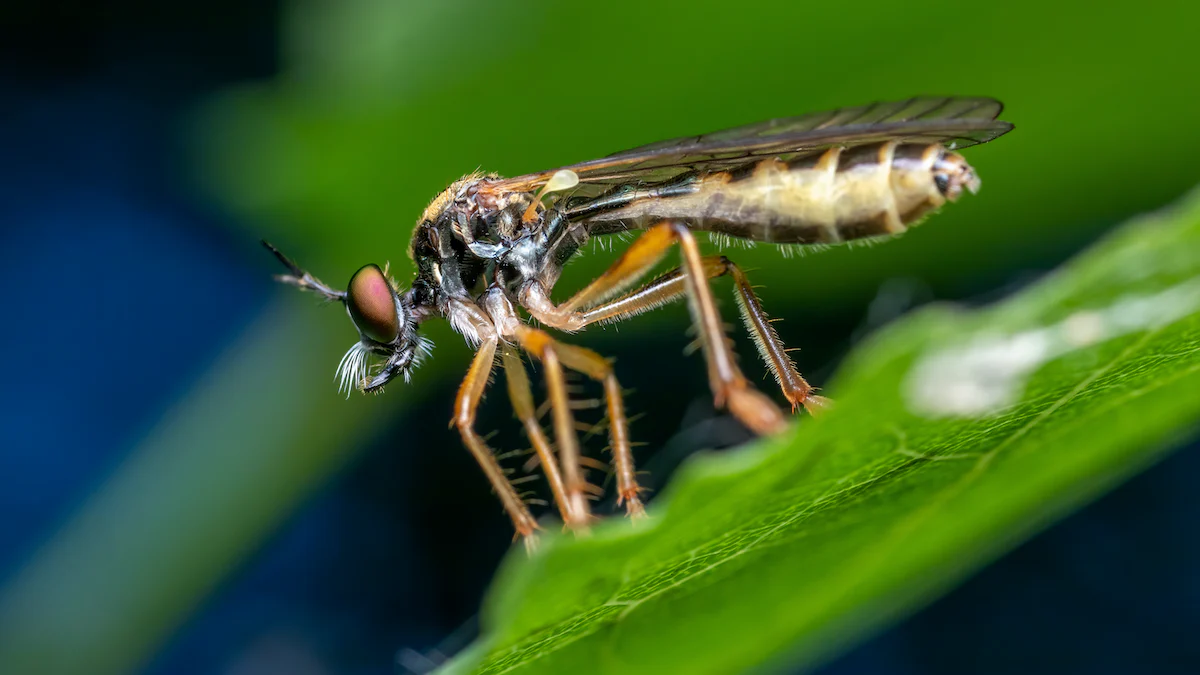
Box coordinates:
[484,96,1012,201]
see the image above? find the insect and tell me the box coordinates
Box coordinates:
[265,96,1012,547]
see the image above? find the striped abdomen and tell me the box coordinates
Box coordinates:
[576,142,981,245]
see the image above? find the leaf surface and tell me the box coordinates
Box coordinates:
[438,188,1200,675]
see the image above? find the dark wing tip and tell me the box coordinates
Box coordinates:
[973,119,1015,144]
[905,95,1006,121]
[962,96,1005,121]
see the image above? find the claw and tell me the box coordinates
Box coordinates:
[802,394,833,416]
[521,532,541,555]
[619,491,647,520]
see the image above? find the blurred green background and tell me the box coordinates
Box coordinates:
[0,0,1197,673]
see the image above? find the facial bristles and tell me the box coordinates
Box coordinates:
[335,341,371,397]
[403,337,435,383]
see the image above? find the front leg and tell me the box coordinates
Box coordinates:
[454,339,541,549]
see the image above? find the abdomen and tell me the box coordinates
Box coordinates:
[576,142,981,245]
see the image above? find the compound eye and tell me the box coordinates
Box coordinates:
[346,264,400,343]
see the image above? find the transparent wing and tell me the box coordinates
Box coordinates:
[613,96,1006,157]
[483,96,1012,201]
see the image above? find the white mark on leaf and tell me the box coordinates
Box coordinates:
[905,278,1200,418]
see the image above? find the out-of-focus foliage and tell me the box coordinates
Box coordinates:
[437,187,1200,675]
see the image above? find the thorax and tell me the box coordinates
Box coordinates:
[407,176,584,327]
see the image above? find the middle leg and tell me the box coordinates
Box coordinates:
[514,325,645,519]
[586,259,829,414]
[521,222,788,435]
[529,255,829,414]
[501,343,579,527]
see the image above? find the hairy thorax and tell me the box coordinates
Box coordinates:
[407,174,570,316]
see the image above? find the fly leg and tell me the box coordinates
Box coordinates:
[511,328,593,530]
[521,223,679,329]
[662,224,789,435]
[454,339,541,549]
[560,256,828,415]
[514,326,644,520]
[500,343,579,526]
[726,262,830,415]
[520,222,788,436]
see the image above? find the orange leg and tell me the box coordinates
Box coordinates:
[514,325,645,520]
[521,223,790,434]
[513,328,592,529]
[453,339,540,549]
[727,263,830,415]
[559,223,679,314]
[501,343,579,526]
[580,258,827,413]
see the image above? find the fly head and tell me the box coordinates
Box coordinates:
[263,241,431,395]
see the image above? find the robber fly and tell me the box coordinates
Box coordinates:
[265,96,1013,546]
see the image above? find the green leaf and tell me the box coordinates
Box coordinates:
[437,187,1200,675]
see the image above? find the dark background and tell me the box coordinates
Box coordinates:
[1,1,1197,674]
